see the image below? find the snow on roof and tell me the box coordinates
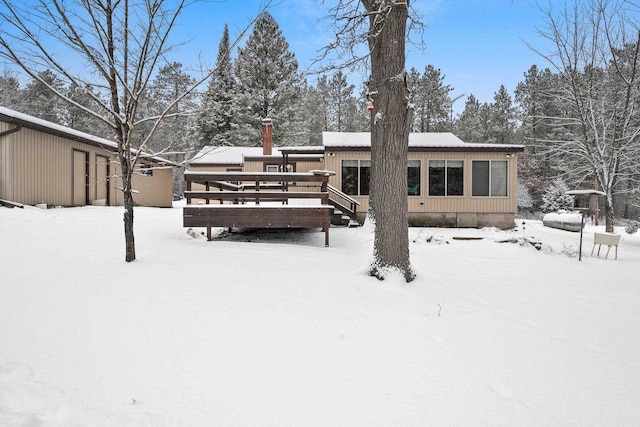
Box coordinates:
[566,189,607,196]
[191,146,281,165]
[1,106,119,149]
[0,106,175,165]
[322,131,524,150]
[278,145,325,153]
[191,145,324,165]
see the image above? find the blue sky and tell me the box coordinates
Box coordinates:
[172,0,556,114]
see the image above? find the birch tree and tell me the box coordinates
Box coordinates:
[0,0,267,261]
[534,0,640,232]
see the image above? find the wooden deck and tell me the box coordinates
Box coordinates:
[183,170,335,246]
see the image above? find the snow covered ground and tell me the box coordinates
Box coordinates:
[1,203,639,426]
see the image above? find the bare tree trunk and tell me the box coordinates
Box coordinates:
[120,147,136,262]
[365,1,414,281]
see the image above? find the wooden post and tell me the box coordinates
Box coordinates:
[578,212,585,261]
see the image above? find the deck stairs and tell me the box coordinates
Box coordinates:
[327,185,360,227]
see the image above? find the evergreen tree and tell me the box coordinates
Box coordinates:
[143,62,198,193]
[299,82,327,145]
[541,177,574,212]
[514,65,562,209]
[143,62,197,153]
[197,24,238,148]
[65,83,109,135]
[454,94,482,142]
[407,65,452,132]
[234,11,304,146]
[22,70,66,123]
[0,70,23,109]
[489,85,516,144]
[314,71,365,133]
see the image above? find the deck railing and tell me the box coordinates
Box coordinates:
[327,184,360,220]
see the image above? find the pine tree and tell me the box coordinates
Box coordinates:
[490,85,516,144]
[315,71,365,133]
[407,65,453,132]
[22,70,66,123]
[65,83,109,135]
[143,62,197,153]
[541,177,574,212]
[299,82,327,145]
[454,94,482,142]
[234,11,303,146]
[197,25,238,148]
[0,70,23,110]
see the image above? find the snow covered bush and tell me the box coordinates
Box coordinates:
[625,220,639,234]
[541,177,574,213]
[517,178,534,215]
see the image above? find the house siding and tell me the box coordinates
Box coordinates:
[0,123,172,207]
[324,149,519,229]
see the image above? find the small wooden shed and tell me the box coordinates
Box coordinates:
[566,189,606,225]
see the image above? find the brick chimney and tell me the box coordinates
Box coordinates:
[261,118,273,155]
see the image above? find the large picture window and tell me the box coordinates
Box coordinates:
[342,159,370,196]
[428,160,463,196]
[407,160,421,195]
[472,160,508,196]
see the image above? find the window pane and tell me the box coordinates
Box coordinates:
[408,160,420,195]
[491,161,508,196]
[429,160,445,196]
[472,161,490,196]
[446,161,464,196]
[359,160,371,196]
[342,160,358,195]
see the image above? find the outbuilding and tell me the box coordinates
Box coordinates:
[0,106,174,208]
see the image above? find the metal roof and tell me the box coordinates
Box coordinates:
[0,106,176,165]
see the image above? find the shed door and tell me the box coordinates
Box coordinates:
[96,155,109,205]
[73,150,89,206]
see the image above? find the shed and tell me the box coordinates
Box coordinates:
[566,189,606,225]
[0,106,175,208]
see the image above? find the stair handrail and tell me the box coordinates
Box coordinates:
[327,184,360,218]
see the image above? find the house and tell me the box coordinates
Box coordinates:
[0,106,174,208]
[189,119,324,174]
[188,121,525,229]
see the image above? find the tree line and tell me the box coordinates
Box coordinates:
[2,4,639,231]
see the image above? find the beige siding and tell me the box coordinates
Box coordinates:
[291,159,324,173]
[0,125,172,207]
[108,161,174,208]
[326,150,519,218]
[0,122,12,200]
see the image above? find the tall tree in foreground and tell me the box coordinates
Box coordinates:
[323,0,415,281]
[0,0,267,261]
[365,0,413,281]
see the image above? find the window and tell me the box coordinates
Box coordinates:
[428,160,463,196]
[265,165,279,173]
[472,160,508,196]
[341,159,370,196]
[139,164,153,176]
[407,160,421,195]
